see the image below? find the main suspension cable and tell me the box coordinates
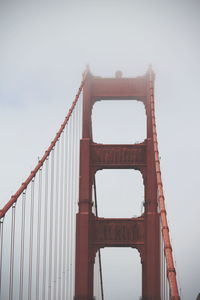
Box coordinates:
[148,67,180,299]
[0,69,89,220]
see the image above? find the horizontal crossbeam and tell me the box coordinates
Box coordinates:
[91,142,146,170]
[93,217,144,248]
[91,76,147,103]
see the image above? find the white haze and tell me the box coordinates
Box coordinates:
[0,0,200,299]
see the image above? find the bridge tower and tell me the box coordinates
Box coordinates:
[74,68,160,300]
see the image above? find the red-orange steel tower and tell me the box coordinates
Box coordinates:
[75,69,161,299]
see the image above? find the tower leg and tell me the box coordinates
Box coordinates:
[74,213,94,300]
[74,138,95,300]
[142,138,160,299]
[142,212,160,300]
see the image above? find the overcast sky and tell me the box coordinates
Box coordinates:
[0,0,200,299]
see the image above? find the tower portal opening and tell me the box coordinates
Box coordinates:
[94,248,141,300]
[92,100,146,144]
[95,169,144,218]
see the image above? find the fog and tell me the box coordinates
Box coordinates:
[0,0,200,299]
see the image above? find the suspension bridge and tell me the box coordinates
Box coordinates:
[0,67,180,300]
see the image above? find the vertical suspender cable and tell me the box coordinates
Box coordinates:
[48,149,55,300]
[163,238,166,300]
[73,108,78,295]
[164,241,166,300]
[74,104,79,295]
[67,118,72,300]
[36,168,43,300]
[66,120,72,300]
[28,179,35,300]
[9,203,16,300]
[73,105,79,296]
[62,131,66,297]
[62,126,68,300]
[164,253,166,299]
[160,224,164,300]
[67,126,70,300]
[70,114,75,299]
[42,158,49,300]
[58,132,64,300]
[69,113,75,299]
[71,113,75,298]
[19,191,26,300]
[162,239,165,299]
[93,178,104,300]
[160,226,162,299]
[53,140,60,300]
[0,217,4,299]
[166,269,169,300]
[163,242,165,299]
